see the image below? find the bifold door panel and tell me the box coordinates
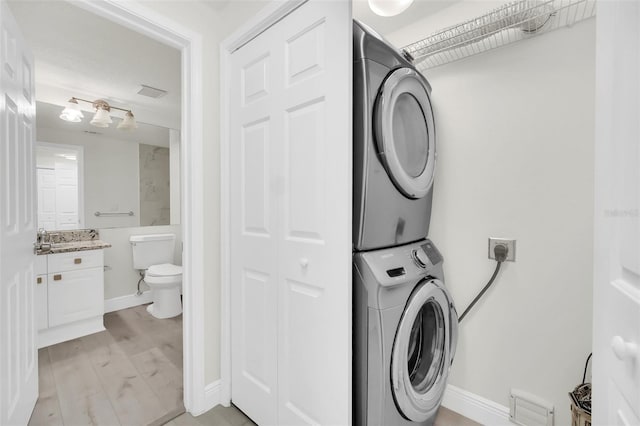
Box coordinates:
[229,1,352,425]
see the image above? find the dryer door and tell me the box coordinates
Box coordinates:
[374,67,436,199]
[390,278,457,422]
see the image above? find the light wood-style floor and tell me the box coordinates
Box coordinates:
[29,303,478,426]
[29,304,184,426]
[168,404,480,426]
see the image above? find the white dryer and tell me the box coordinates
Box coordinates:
[353,239,458,426]
[353,20,436,251]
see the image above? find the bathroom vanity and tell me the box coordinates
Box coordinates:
[36,231,111,348]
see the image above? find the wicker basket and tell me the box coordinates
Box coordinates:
[569,383,591,426]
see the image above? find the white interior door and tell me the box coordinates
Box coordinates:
[230,1,352,425]
[593,1,640,424]
[0,1,38,424]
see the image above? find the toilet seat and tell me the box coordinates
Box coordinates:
[147,263,182,277]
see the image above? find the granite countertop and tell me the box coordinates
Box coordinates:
[37,240,112,255]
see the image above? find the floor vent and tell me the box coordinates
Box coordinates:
[509,389,554,426]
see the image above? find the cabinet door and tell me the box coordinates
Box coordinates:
[35,275,47,331]
[48,268,103,327]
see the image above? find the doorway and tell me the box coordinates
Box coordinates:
[2,0,207,421]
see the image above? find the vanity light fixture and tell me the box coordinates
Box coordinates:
[368,0,414,17]
[59,97,138,131]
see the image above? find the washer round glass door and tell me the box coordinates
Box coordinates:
[391,279,454,422]
[374,67,436,199]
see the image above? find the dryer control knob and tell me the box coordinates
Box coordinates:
[411,249,429,268]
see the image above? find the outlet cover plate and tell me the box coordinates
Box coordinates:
[488,238,516,261]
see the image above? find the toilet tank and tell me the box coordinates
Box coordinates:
[130,233,176,270]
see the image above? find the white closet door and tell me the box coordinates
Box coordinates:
[230,16,280,425]
[230,1,352,425]
[275,2,351,425]
[593,1,640,423]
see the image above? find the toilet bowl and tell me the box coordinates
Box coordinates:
[144,263,183,319]
[130,233,182,319]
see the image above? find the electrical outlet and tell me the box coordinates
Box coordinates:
[488,238,516,261]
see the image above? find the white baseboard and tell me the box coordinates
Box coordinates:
[202,380,221,413]
[104,291,153,313]
[442,384,511,426]
[38,316,105,349]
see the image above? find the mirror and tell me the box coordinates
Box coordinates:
[35,101,181,230]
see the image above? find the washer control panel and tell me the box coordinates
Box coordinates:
[421,240,443,265]
[355,239,444,288]
[411,247,429,268]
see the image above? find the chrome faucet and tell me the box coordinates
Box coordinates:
[37,228,48,244]
[36,229,52,253]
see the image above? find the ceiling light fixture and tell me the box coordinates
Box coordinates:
[368,0,414,17]
[59,97,138,131]
[59,98,84,123]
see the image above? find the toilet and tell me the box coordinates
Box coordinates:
[130,233,182,319]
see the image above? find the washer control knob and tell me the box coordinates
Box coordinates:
[411,248,429,268]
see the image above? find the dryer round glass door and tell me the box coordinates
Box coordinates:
[391,279,455,422]
[374,67,436,199]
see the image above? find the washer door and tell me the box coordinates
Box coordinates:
[391,279,456,422]
[374,67,436,199]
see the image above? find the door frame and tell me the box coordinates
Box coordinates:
[70,0,207,415]
[219,0,307,406]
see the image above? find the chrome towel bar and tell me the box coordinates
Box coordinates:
[94,211,134,217]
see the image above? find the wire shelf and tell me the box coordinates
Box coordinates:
[403,0,596,71]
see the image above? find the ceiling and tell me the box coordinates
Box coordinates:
[352,0,459,42]
[36,101,170,148]
[7,0,181,129]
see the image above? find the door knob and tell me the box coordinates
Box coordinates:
[300,258,309,268]
[611,335,638,361]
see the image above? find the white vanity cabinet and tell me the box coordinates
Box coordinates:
[35,255,48,331]
[37,249,106,348]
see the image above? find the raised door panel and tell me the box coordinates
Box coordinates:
[276,2,352,425]
[38,186,56,215]
[47,267,103,327]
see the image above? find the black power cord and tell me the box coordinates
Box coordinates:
[459,244,508,322]
[582,352,593,384]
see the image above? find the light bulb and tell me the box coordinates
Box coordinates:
[368,0,414,17]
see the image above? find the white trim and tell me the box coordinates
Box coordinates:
[69,0,206,416]
[219,0,309,407]
[38,316,105,349]
[104,291,153,313]
[442,384,511,426]
[223,0,307,53]
[199,380,222,415]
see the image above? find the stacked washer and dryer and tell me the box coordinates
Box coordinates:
[352,21,459,426]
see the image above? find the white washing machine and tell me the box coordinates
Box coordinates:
[353,239,458,426]
[353,20,437,251]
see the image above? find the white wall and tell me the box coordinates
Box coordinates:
[100,225,182,300]
[37,126,140,228]
[138,0,266,385]
[386,5,595,425]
